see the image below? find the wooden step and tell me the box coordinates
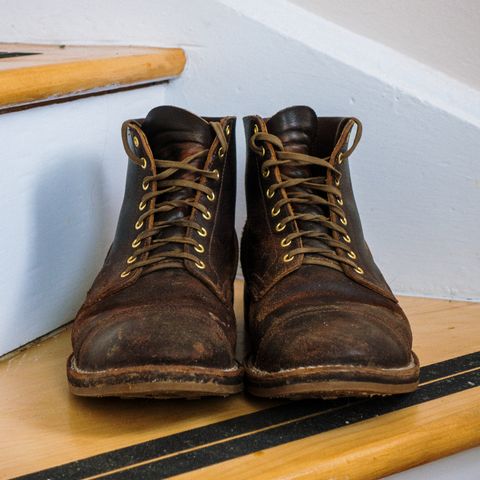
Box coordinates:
[1,281,479,479]
[0,43,186,109]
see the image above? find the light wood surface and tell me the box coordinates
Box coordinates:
[0,281,479,479]
[0,44,186,108]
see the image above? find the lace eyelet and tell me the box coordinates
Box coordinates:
[261,146,266,157]
[194,244,205,253]
[354,266,364,274]
[218,147,225,159]
[207,191,215,201]
[271,206,280,217]
[127,255,137,264]
[120,270,131,278]
[275,222,286,232]
[262,168,270,178]
[337,197,343,206]
[195,260,206,269]
[338,152,344,164]
[225,124,231,136]
[142,179,149,191]
[281,237,292,247]
[138,201,147,211]
[135,220,144,230]
[340,217,348,226]
[283,253,294,263]
[266,187,275,199]
[133,136,140,148]
[253,124,259,134]
[343,234,351,243]
[202,210,212,220]
[198,227,207,237]
[140,157,147,169]
[335,178,340,186]
[347,250,357,259]
[132,238,141,248]
[212,169,220,180]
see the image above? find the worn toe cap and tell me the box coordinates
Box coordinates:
[253,303,413,372]
[74,306,235,371]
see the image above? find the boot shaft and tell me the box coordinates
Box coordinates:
[83,107,238,309]
[241,106,395,302]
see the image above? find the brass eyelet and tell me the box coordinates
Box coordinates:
[202,210,212,220]
[261,146,266,157]
[347,250,357,259]
[127,255,137,264]
[133,136,140,148]
[253,124,259,134]
[132,238,141,248]
[218,147,225,159]
[266,187,275,199]
[194,244,205,253]
[225,124,231,136]
[195,260,206,269]
[283,253,294,263]
[335,178,340,187]
[120,270,130,278]
[142,179,149,191]
[198,227,207,237]
[338,152,344,164]
[271,206,280,217]
[207,191,215,201]
[262,168,270,178]
[337,197,344,206]
[135,220,144,230]
[275,222,286,232]
[140,157,147,169]
[281,237,292,247]
[212,169,220,180]
[138,201,147,211]
[340,217,348,226]
[343,234,351,243]
[354,266,364,275]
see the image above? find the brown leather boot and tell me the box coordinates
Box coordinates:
[67,106,243,398]
[241,106,419,399]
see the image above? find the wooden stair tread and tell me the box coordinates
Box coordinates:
[0,43,186,108]
[1,281,479,479]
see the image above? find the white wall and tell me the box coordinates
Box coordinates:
[292,0,480,91]
[0,86,168,354]
[1,0,480,354]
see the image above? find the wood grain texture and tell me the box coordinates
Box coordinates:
[0,44,186,107]
[0,280,479,479]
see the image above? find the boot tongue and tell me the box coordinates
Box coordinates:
[142,105,213,161]
[267,106,332,256]
[266,105,317,155]
[140,106,214,260]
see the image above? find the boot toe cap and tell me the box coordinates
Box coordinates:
[74,306,235,371]
[253,303,413,372]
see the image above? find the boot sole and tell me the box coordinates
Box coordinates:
[245,353,420,399]
[67,354,244,399]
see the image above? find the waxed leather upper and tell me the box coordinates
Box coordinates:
[71,106,238,371]
[241,106,414,372]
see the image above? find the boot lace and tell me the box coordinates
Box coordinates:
[120,122,228,277]
[249,118,364,274]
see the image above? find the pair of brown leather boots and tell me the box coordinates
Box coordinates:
[67,105,419,400]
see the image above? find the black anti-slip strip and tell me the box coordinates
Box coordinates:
[0,52,41,58]
[15,351,480,480]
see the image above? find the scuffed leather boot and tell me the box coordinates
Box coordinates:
[241,106,419,398]
[67,106,243,398]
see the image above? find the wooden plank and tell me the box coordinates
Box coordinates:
[0,43,186,108]
[0,280,479,479]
